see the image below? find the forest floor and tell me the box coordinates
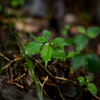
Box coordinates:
[0,3,100,100]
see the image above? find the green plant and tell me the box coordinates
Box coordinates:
[66,26,100,73]
[24,26,100,71]
[25,26,100,96]
[77,76,98,95]
[25,30,68,67]
[16,36,43,100]
[61,25,70,35]
[10,0,25,8]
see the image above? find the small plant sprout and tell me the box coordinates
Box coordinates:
[61,25,70,35]
[25,30,68,67]
[77,76,98,95]
[25,27,100,96]
[77,76,85,86]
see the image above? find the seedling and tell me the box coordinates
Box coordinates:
[25,27,100,96]
[61,25,70,35]
[65,26,100,73]
[25,30,68,67]
[10,0,25,8]
[25,27,100,72]
[77,76,98,95]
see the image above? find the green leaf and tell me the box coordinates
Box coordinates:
[61,29,68,35]
[54,37,67,49]
[74,34,89,47]
[71,54,85,69]
[40,43,53,66]
[65,38,75,46]
[10,0,25,7]
[65,25,70,30]
[86,53,100,73]
[42,30,52,38]
[53,48,66,61]
[87,27,100,38]
[76,45,84,52]
[10,0,19,7]
[77,76,85,86]
[78,26,86,34]
[34,36,48,43]
[86,76,92,83]
[67,51,75,58]
[25,41,42,55]
[87,83,98,95]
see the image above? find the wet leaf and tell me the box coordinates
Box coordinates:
[25,41,42,55]
[87,83,98,95]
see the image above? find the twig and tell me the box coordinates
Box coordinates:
[0,53,11,61]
